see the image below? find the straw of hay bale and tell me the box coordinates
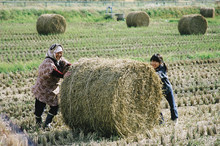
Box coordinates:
[36,14,66,35]
[200,8,215,18]
[178,14,207,35]
[60,58,163,138]
[126,11,150,27]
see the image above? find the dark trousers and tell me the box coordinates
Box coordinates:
[34,99,59,117]
[164,91,178,120]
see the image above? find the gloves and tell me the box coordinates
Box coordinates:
[63,63,71,74]
[52,61,71,78]
[51,68,64,78]
[57,61,66,72]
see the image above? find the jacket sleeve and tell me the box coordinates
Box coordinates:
[51,68,64,78]
[156,71,172,94]
[38,59,54,79]
[156,70,167,80]
[60,58,71,66]
[59,58,71,74]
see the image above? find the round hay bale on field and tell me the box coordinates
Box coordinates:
[126,11,150,27]
[60,58,163,138]
[178,14,207,35]
[200,8,215,18]
[36,14,66,35]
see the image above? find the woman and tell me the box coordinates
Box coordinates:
[150,54,178,124]
[32,44,71,128]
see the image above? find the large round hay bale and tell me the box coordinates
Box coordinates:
[36,14,66,35]
[178,14,207,35]
[60,58,163,137]
[126,11,150,27]
[200,8,215,18]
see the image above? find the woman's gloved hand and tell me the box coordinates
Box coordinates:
[64,71,71,78]
[63,63,71,74]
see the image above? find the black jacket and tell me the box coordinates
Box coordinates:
[156,65,172,95]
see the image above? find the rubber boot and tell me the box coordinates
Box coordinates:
[36,116,42,126]
[43,114,54,129]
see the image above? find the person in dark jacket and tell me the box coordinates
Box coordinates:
[32,44,71,129]
[150,54,178,124]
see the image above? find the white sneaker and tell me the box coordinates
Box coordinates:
[44,123,52,131]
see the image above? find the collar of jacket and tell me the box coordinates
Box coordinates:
[155,64,165,72]
[45,56,60,67]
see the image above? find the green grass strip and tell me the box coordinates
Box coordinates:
[0,60,41,73]
[131,51,220,63]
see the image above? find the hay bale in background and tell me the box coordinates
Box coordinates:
[178,14,207,35]
[60,58,162,137]
[200,8,215,18]
[36,14,66,35]
[126,11,150,27]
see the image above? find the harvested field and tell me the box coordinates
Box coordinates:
[0,7,219,145]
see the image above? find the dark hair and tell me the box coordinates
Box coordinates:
[49,43,62,50]
[150,54,168,72]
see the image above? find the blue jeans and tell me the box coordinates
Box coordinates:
[164,91,178,120]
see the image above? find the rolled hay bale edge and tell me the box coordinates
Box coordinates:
[36,14,66,35]
[178,14,207,35]
[60,58,163,138]
[126,11,150,27]
[200,7,215,18]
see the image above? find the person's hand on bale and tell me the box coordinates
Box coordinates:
[63,63,71,75]
[64,70,71,78]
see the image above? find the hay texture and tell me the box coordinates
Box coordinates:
[178,14,207,35]
[36,14,66,35]
[60,58,162,137]
[200,8,215,18]
[126,11,150,27]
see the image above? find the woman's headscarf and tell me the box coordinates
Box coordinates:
[46,44,63,61]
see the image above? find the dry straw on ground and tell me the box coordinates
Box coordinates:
[126,11,150,27]
[60,58,162,138]
[0,117,28,146]
[200,8,215,18]
[178,14,207,35]
[36,14,66,35]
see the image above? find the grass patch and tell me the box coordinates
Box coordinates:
[146,6,200,18]
[1,6,219,23]
[186,52,220,60]
[207,16,220,24]
[0,8,111,23]
[0,60,41,73]
[131,51,220,63]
